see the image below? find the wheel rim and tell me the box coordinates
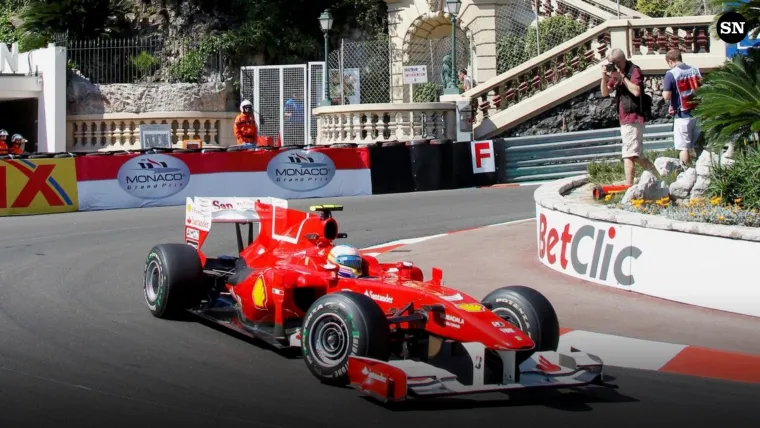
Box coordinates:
[145,260,161,302]
[492,307,524,331]
[308,313,350,368]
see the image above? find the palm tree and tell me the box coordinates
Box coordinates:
[692,48,760,153]
[709,0,760,38]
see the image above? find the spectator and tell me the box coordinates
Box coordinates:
[0,129,8,155]
[234,99,258,145]
[9,134,27,155]
[284,91,305,145]
[601,48,659,186]
[459,69,472,91]
[663,49,702,166]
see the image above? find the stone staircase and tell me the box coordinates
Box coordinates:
[460,15,727,140]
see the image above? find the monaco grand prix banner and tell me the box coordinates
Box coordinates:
[536,204,760,317]
[74,148,372,211]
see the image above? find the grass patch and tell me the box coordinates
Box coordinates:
[587,148,682,185]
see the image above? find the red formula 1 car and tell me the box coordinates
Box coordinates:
[143,197,604,402]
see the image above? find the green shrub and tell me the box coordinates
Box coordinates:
[412,82,443,103]
[635,0,669,17]
[167,35,230,83]
[707,145,760,211]
[524,16,587,58]
[496,16,586,75]
[496,34,529,75]
[664,0,702,16]
[130,51,159,78]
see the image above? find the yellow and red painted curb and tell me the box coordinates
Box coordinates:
[360,219,760,385]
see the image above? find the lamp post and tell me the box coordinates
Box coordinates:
[319,9,334,106]
[444,0,462,95]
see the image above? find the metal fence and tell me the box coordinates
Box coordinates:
[500,123,674,182]
[239,63,324,146]
[327,38,392,105]
[54,33,224,84]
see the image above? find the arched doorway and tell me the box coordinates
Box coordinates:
[400,13,471,103]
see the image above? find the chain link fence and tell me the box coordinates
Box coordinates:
[402,29,471,103]
[495,1,603,75]
[326,31,470,104]
[53,33,225,84]
[327,38,391,105]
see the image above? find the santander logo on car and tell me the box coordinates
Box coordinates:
[538,212,642,286]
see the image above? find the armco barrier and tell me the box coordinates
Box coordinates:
[74,147,372,211]
[0,146,372,215]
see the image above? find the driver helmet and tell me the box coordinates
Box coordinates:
[327,245,363,278]
[240,99,253,113]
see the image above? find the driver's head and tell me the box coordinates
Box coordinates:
[240,99,253,114]
[327,245,362,278]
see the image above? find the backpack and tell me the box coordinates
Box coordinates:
[625,64,652,120]
[670,67,701,113]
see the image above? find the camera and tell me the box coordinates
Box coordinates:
[605,63,616,72]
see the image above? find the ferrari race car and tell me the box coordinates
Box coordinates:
[143,197,605,402]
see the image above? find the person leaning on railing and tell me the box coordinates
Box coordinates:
[600,48,659,186]
[234,99,259,146]
[9,134,27,155]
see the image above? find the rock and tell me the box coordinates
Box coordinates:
[499,79,671,137]
[621,171,669,204]
[669,167,697,199]
[690,175,710,199]
[654,157,682,177]
[695,150,720,176]
[67,73,237,115]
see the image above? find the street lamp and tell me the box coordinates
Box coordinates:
[319,9,334,106]
[444,0,462,95]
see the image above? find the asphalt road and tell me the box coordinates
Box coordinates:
[1,187,758,428]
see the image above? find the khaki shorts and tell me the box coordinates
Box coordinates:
[674,117,700,150]
[621,122,644,158]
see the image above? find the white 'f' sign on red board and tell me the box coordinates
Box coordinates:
[470,140,495,174]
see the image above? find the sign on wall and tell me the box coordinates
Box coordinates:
[470,140,495,174]
[403,66,428,85]
[139,124,173,149]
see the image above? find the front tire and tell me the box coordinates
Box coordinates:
[481,286,560,365]
[301,291,391,386]
[143,243,204,319]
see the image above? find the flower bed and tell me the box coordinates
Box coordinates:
[611,196,760,228]
[587,146,760,228]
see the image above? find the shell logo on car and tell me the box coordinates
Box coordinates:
[457,303,486,312]
[253,276,267,310]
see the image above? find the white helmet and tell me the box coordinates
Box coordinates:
[327,245,362,278]
[240,99,252,112]
[0,129,7,138]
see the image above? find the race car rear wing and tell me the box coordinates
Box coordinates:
[185,197,289,253]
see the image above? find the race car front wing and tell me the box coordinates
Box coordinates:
[347,346,603,402]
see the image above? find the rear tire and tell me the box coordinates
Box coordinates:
[481,286,560,365]
[143,243,205,319]
[301,291,391,386]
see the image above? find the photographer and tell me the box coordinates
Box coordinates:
[600,49,658,186]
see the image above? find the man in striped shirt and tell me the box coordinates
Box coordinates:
[663,49,702,166]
